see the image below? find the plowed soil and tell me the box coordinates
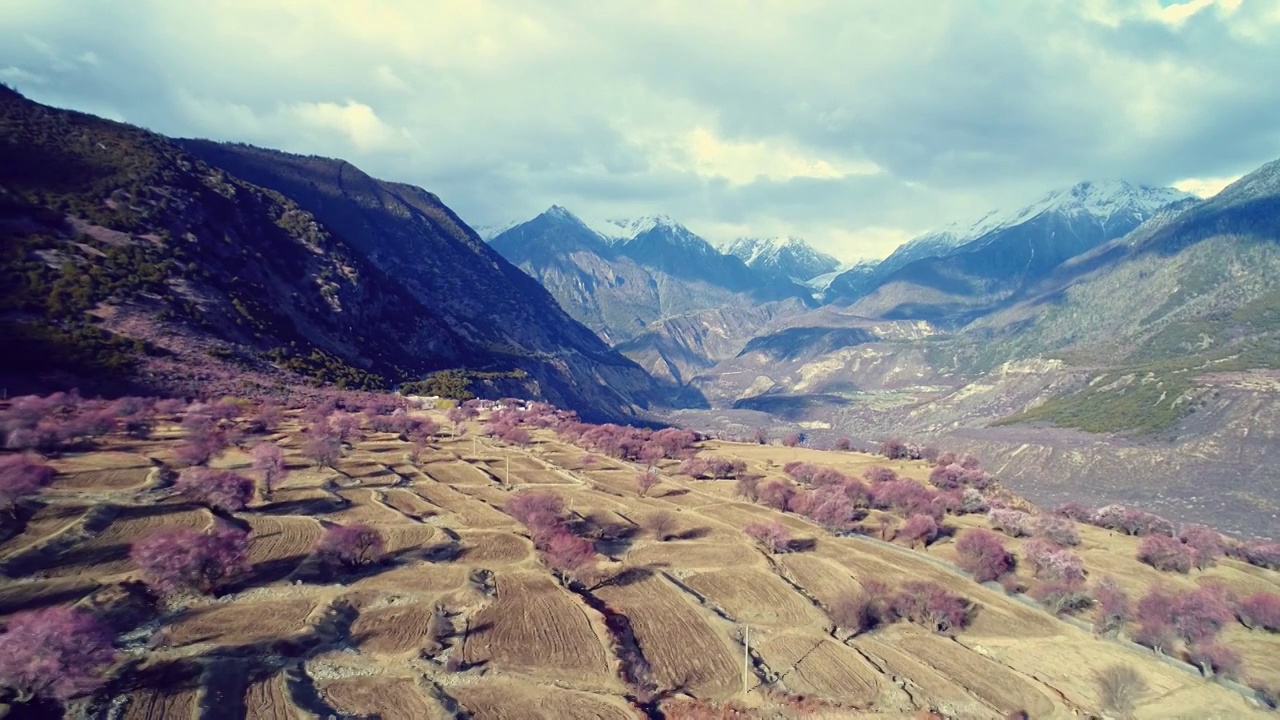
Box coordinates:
[6,406,1274,719]
[462,571,617,688]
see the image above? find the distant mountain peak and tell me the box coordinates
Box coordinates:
[726,236,840,282]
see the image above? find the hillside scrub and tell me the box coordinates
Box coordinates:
[315,523,385,572]
[1095,664,1147,719]
[1187,643,1243,680]
[250,442,288,500]
[955,528,1015,583]
[1236,592,1280,632]
[174,467,255,512]
[1093,577,1131,636]
[890,581,971,633]
[744,520,792,554]
[131,523,250,596]
[0,606,117,702]
[0,453,55,515]
[1137,535,1194,573]
[987,508,1034,537]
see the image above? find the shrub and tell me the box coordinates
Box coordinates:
[756,480,795,511]
[1134,585,1177,652]
[1033,515,1080,546]
[872,478,934,514]
[862,466,897,484]
[1172,585,1233,644]
[501,426,531,446]
[1054,502,1094,522]
[828,586,892,636]
[173,467,254,512]
[928,463,964,490]
[130,523,249,596]
[1178,524,1224,568]
[1187,643,1242,679]
[733,474,760,502]
[1023,538,1085,583]
[1137,535,1193,573]
[955,529,1014,583]
[1231,539,1280,570]
[987,508,1033,537]
[246,403,284,434]
[808,490,858,533]
[644,511,678,541]
[897,514,938,548]
[958,454,981,470]
[1237,592,1280,632]
[1092,577,1130,636]
[1032,581,1094,615]
[302,427,342,468]
[0,606,116,701]
[540,530,595,585]
[890,581,970,633]
[315,523,384,571]
[835,437,853,451]
[635,470,660,497]
[1095,664,1147,719]
[781,432,802,447]
[1132,621,1176,654]
[879,438,911,459]
[752,427,768,444]
[1092,505,1173,537]
[176,413,226,466]
[328,412,363,443]
[959,488,989,514]
[250,443,287,499]
[504,491,564,539]
[744,521,792,554]
[0,453,55,514]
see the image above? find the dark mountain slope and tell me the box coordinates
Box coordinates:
[173,141,675,420]
[0,87,667,419]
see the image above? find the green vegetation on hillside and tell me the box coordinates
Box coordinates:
[399,368,531,400]
[995,371,1198,434]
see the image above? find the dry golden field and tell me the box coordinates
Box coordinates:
[1,405,1277,720]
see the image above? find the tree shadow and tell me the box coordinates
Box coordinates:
[788,537,818,552]
[258,497,348,516]
[660,488,690,498]
[114,501,204,519]
[221,554,309,593]
[590,566,655,591]
[670,527,711,541]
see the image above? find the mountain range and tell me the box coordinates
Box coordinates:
[478,164,1279,536]
[0,86,667,422]
[824,180,1194,322]
[3,80,1278,535]
[486,206,815,344]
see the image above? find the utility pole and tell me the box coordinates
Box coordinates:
[743,624,750,696]
[472,435,476,458]
[506,455,510,487]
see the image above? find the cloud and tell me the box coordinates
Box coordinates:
[0,0,1278,261]
[1172,174,1244,198]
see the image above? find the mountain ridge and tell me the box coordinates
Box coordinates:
[0,86,669,421]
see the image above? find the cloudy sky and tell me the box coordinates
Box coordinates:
[3,0,1278,260]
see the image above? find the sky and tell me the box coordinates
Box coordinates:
[2,0,1279,261]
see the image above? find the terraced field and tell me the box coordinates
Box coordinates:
[2,403,1276,719]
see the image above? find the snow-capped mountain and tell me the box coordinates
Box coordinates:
[825,179,1194,319]
[725,236,841,282]
[486,205,811,343]
[871,180,1192,281]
